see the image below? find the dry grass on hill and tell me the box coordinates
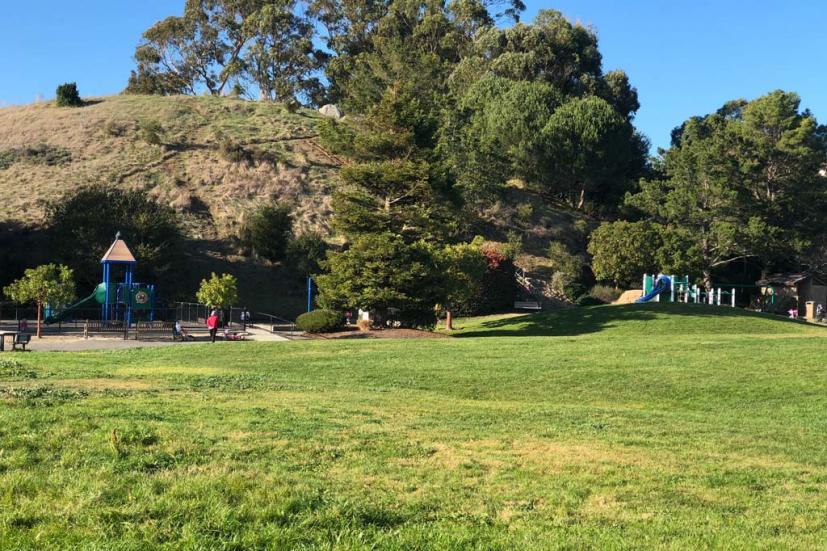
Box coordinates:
[0,94,338,239]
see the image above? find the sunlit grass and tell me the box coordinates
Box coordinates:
[1,304,826,548]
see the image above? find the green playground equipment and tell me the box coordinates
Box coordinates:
[640,274,737,307]
[45,233,157,325]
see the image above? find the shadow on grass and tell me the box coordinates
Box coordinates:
[453,303,818,338]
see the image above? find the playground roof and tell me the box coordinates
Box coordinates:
[101,238,136,264]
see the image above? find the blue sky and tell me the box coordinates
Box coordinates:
[0,1,824,150]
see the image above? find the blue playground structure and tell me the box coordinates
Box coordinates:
[45,233,157,324]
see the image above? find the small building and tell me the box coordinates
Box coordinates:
[756,273,827,318]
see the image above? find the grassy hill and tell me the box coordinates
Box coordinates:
[0,94,588,313]
[2,305,826,547]
[0,94,338,238]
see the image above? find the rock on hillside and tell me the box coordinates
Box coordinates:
[0,94,339,239]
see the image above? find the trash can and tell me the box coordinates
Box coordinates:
[805,301,815,321]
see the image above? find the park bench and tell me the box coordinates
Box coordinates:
[514,300,542,311]
[13,333,31,351]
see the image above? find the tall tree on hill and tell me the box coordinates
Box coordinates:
[244,2,328,103]
[441,9,648,212]
[627,91,827,287]
[127,0,326,104]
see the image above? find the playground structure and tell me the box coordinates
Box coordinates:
[636,274,737,307]
[45,233,157,325]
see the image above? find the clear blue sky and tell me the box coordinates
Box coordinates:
[1,0,825,150]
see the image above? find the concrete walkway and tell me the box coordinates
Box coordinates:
[1,327,292,353]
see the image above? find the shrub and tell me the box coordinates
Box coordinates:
[0,145,71,170]
[240,203,294,262]
[575,294,605,307]
[55,82,83,107]
[138,119,164,145]
[356,319,372,332]
[588,221,662,288]
[589,284,622,304]
[547,241,585,301]
[296,309,341,333]
[218,135,250,164]
[23,144,72,166]
[287,232,328,277]
[103,119,128,137]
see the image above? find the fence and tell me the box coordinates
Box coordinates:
[173,303,296,331]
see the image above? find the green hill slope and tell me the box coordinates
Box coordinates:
[449,303,827,337]
[0,94,595,313]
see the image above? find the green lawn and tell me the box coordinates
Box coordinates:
[2,304,827,549]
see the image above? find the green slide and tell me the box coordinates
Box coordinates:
[44,284,105,324]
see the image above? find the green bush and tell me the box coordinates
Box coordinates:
[589,285,622,304]
[547,241,585,301]
[138,119,164,145]
[240,203,294,262]
[55,82,83,107]
[296,309,341,333]
[0,144,71,170]
[575,294,605,307]
[287,232,328,277]
[218,135,251,164]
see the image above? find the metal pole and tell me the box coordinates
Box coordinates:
[307,276,313,313]
[731,288,736,308]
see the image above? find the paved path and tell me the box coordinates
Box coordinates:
[244,327,290,342]
[1,327,293,352]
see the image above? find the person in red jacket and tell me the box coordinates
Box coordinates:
[206,310,219,342]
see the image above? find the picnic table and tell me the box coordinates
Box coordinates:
[0,331,18,352]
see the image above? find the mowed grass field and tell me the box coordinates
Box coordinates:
[2,304,827,549]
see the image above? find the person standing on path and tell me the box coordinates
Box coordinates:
[207,310,219,343]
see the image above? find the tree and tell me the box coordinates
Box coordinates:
[547,242,585,300]
[4,264,76,338]
[244,3,327,103]
[541,96,645,209]
[438,238,488,329]
[442,10,647,211]
[128,0,328,103]
[588,221,663,288]
[240,203,293,262]
[627,91,827,287]
[316,233,444,327]
[286,232,329,276]
[46,186,183,291]
[55,83,83,107]
[196,273,239,315]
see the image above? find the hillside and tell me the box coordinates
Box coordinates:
[0,94,591,313]
[0,94,338,238]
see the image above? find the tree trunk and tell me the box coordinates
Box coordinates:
[576,188,586,210]
[702,270,713,291]
[36,302,42,339]
[445,310,453,331]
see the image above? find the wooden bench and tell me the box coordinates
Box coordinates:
[13,333,31,351]
[514,301,542,311]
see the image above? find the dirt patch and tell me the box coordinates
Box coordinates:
[614,290,643,304]
[312,328,447,340]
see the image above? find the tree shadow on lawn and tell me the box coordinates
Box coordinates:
[453,303,817,338]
